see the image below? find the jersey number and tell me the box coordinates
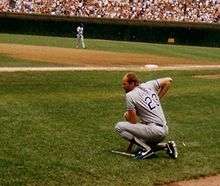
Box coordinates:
[144,94,159,110]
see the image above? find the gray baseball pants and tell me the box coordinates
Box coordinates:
[115,121,168,147]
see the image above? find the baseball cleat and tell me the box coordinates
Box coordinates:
[135,149,155,160]
[166,141,178,159]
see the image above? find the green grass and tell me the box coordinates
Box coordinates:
[0,54,60,67]
[0,33,220,62]
[0,33,219,184]
[0,70,219,185]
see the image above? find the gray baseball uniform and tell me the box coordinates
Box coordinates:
[115,79,168,146]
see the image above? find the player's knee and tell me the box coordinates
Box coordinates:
[115,122,121,133]
[115,121,126,133]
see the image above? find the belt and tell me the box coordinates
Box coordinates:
[155,123,164,127]
[141,121,164,127]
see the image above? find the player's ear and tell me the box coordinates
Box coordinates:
[130,81,135,87]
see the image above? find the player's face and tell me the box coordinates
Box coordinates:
[122,76,135,93]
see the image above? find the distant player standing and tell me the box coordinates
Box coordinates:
[115,72,178,159]
[76,23,85,49]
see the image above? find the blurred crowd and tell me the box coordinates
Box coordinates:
[0,0,219,23]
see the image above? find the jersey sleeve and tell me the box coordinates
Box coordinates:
[142,80,160,93]
[126,93,136,111]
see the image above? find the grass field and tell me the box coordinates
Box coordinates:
[0,70,219,185]
[0,54,61,67]
[0,33,219,185]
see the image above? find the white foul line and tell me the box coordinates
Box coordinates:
[0,65,219,72]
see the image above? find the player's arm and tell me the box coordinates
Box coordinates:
[124,110,137,124]
[157,77,173,99]
[125,94,137,124]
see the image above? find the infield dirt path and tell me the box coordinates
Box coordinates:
[164,175,220,186]
[0,43,220,69]
[0,43,219,185]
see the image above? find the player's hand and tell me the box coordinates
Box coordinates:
[123,111,128,121]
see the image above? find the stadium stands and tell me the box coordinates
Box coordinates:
[0,0,219,23]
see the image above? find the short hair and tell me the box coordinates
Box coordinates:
[125,72,140,86]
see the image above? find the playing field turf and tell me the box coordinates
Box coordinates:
[0,33,220,62]
[0,70,219,185]
[0,33,219,185]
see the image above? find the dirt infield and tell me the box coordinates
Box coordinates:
[0,43,220,69]
[164,175,220,186]
[0,43,219,185]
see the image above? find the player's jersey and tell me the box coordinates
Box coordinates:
[77,26,83,36]
[126,80,167,125]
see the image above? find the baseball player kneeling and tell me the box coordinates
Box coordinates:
[115,72,178,160]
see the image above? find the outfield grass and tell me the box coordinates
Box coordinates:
[0,70,219,185]
[0,33,220,62]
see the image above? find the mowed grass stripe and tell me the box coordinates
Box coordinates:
[0,70,219,185]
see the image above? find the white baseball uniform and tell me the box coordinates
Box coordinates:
[76,26,85,48]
